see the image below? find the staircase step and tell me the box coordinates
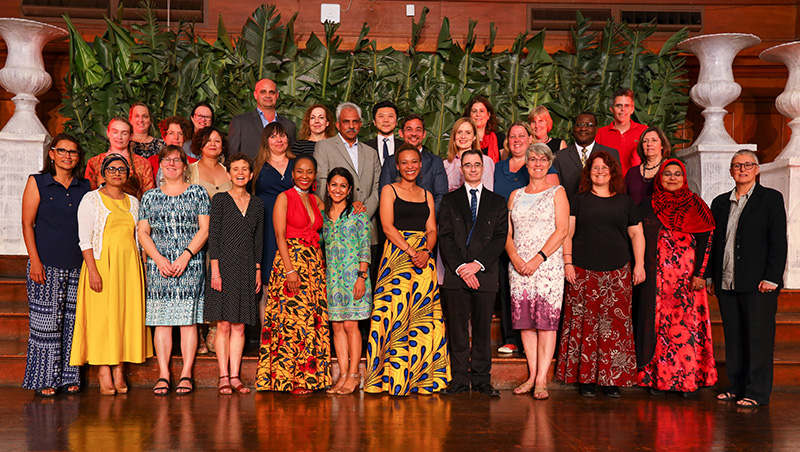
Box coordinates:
[709,290,800,313]
[0,278,26,304]
[711,312,800,347]
[0,312,28,340]
[0,256,27,278]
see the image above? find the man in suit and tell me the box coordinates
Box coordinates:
[314,102,381,241]
[708,150,787,408]
[595,88,648,175]
[365,100,402,167]
[552,111,620,201]
[438,149,508,396]
[379,114,448,213]
[228,78,297,160]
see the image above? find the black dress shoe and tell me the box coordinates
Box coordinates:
[649,388,665,396]
[579,383,597,397]
[681,390,698,399]
[473,382,500,397]
[441,382,471,395]
[602,386,621,398]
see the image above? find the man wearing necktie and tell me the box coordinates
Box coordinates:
[438,150,508,396]
[552,111,620,201]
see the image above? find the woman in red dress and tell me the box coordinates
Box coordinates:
[635,159,717,397]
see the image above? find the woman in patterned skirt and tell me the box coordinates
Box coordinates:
[556,151,646,398]
[21,133,91,396]
[365,145,450,396]
[635,159,717,397]
[138,145,210,395]
[256,155,331,394]
[322,167,372,395]
[505,143,569,400]
[205,153,264,394]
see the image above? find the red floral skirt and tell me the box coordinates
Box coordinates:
[556,264,637,386]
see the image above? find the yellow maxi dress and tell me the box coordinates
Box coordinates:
[70,193,152,365]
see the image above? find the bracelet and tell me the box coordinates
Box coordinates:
[212,276,221,280]
[563,253,572,256]
[286,269,296,275]
[564,263,574,266]
[184,247,194,258]
[538,250,548,261]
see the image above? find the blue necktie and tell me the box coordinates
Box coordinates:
[383,138,390,163]
[467,188,478,245]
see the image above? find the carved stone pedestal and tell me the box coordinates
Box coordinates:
[675,143,757,206]
[760,160,800,288]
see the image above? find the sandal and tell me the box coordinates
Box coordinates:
[716,391,737,401]
[513,381,535,395]
[290,387,312,395]
[533,386,549,400]
[153,378,171,396]
[62,384,81,394]
[736,397,761,408]
[230,376,251,394]
[35,387,57,397]
[218,376,232,395]
[337,373,361,395]
[175,377,194,395]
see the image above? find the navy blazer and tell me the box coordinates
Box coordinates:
[228,110,297,161]
[379,147,448,214]
[438,185,508,292]
[707,183,787,292]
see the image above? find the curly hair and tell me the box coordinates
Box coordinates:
[578,151,625,195]
[298,104,337,140]
[462,95,498,133]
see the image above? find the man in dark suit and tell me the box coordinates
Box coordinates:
[228,78,297,160]
[379,114,448,213]
[365,100,402,168]
[708,150,787,408]
[552,111,620,200]
[438,150,508,396]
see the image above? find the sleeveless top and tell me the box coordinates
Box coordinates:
[390,185,429,231]
[33,173,91,269]
[285,187,323,247]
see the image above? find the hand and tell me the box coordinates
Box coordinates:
[29,260,46,285]
[457,262,482,279]
[511,257,527,274]
[632,264,646,286]
[286,270,300,294]
[520,258,541,277]
[759,281,778,293]
[353,277,366,300]
[171,253,191,278]
[211,276,222,292]
[351,201,366,215]
[690,276,705,291]
[706,281,715,297]
[565,265,576,285]
[411,249,429,268]
[88,269,103,293]
[255,270,262,293]
[154,256,174,278]
[463,273,480,290]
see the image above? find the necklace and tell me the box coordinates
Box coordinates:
[643,159,663,171]
[294,186,309,195]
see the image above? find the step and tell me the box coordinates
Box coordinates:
[708,291,800,314]
[0,256,27,278]
[0,277,26,304]
[0,311,28,340]
[710,312,800,347]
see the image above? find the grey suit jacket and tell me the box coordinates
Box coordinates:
[552,142,620,200]
[314,136,382,243]
[228,110,297,160]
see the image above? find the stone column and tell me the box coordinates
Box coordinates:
[0,18,67,254]
[675,33,760,206]
[759,41,800,288]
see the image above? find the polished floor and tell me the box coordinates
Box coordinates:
[1,386,799,451]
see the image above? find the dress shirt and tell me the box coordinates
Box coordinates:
[340,134,360,174]
[257,108,280,128]
[443,154,495,192]
[578,141,596,166]
[377,134,395,166]
[722,183,757,290]
[456,181,486,275]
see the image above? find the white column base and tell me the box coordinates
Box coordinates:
[675,143,757,207]
[0,131,48,255]
[760,159,800,289]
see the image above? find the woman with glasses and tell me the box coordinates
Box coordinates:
[556,151,645,399]
[71,153,152,395]
[185,102,214,159]
[635,159,717,398]
[138,145,210,395]
[21,134,91,396]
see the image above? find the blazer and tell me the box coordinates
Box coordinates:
[228,110,297,160]
[438,185,509,292]
[365,135,403,167]
[552,142,620,200]
[707,183,788,292]
[379,147,448,214]
[314,136,382,243]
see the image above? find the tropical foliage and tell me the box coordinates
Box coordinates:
[61,5,689,158]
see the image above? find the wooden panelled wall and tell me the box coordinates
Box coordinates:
[0,0,796,164]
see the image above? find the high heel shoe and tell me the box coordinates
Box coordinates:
[337,373,361,395]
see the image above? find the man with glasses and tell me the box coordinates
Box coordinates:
[596,88,648,175]
[552,111,620,201]
[707,149,787,408]
[229,78,297,160]
[438,149,508,396]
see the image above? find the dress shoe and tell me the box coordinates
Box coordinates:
[602,385,621,398]
[473,382,500,397]
[579,383,597,397]
[441,382,471,395]
[648,388,665,396]
[681,390,698,399]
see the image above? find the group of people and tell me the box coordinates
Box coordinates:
[21,81,787,409]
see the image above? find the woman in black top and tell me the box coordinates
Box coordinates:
[294,104,336,157]
[555,151,645,399]
[363,144,450,396]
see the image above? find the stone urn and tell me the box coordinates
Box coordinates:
[761,41,800,160]
[677,33,761,146]
[0,18,67,135]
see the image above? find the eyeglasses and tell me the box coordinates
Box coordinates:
[528,157,550,164]
[104,167,129,174]
[662,171,684,178]
[462,163,483,169]
[731,162,758,171]
[591,166,610,173]
[193,114,212,121]
[162,157,183,165]
[53,148,80,157]
[575,122,596,128]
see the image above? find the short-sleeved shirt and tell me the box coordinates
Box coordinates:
[595,121,648,175]
[571,192,642,271]
[32,173,91,269]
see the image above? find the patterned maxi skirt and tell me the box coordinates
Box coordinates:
[23,262,81,390]
[556,264,637,386]
[255,238,331,391]
[364,230,451,396]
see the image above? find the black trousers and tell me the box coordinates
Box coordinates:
[442,288,495,386]
[717,289,779,405]
[497,253,521,348]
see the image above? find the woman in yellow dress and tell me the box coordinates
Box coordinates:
[70,154,153,395]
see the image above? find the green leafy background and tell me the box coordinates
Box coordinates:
[61,5,689,159]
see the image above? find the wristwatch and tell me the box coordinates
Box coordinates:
[357,270,368,280]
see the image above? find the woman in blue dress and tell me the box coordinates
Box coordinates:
[253,122,295,325]
[138,145,210,395]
